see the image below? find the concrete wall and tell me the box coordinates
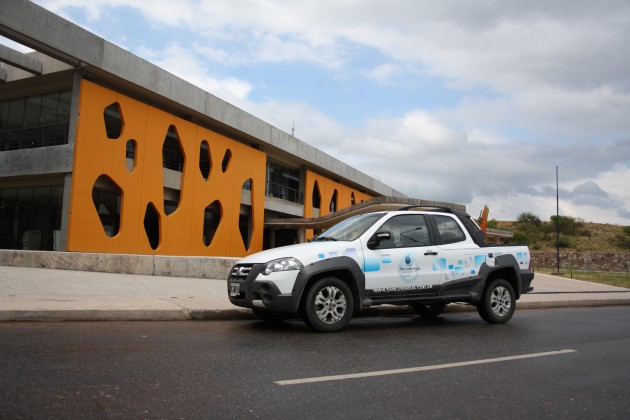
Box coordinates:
[0,250,239,280]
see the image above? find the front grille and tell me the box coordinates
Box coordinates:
[230,264,253,281]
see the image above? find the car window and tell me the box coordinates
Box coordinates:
[314,212,385,241]
[434,215,466,244]
[373,214,430,249]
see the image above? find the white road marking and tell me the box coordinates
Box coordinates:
[275,349,577,386]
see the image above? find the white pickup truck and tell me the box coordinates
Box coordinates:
[228,206,534,332]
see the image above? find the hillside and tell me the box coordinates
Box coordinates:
[491,220,630,253]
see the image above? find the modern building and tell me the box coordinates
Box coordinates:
[1,0,463,258]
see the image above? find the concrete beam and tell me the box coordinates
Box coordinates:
[0,43,43,74]
[0,145,74,177]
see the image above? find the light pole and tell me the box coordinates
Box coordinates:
[556,166,560,274]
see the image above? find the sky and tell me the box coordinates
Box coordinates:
[5,0,630,224]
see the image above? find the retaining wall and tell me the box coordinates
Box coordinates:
[531,252,630,272]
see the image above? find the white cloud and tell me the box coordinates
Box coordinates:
[27,0,630,224]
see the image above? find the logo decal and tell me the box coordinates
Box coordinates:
[399,253,420,284]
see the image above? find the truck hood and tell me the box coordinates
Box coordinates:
[237,241,362,265]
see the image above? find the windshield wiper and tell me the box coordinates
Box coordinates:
[311,236,338,242]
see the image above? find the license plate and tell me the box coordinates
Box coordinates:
[229,283,240,297]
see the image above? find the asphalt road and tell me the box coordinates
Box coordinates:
[2,307,630,419]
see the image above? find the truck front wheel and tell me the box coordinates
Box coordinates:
[302,277,354,332]
[477,278,515,324]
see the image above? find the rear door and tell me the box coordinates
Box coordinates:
[430,214,486,281]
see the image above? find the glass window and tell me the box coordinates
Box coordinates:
[434,215,467,244]
[372,214,430,249]
[0,90,71,151]
[266,161,302,203]
[0,186,63,251]
[313,212,385,242]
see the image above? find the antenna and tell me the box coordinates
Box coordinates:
[291,119,295,137]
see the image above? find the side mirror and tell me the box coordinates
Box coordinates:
[368,231,391,249]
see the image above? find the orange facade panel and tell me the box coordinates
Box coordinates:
[303,170,372,237]
[68,80,265,257]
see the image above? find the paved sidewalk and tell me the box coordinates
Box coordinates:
[1,265,630,322]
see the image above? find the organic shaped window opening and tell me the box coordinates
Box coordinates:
[312,181,321,209]
[239,179,253,250]
[164,189,180,216]
[329,190,338,213]
[222,149,232,173]
[199,140,211,180]
[351,192,356,206]
[144,202,160,250]
[104,102,123,139]
[203,200,222,246]
[92,175,122,237]
[125,139,137,172]
[162,125,184,172]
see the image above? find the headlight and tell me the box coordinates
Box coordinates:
[262,258,303,275]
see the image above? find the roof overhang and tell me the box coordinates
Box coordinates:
[265,197,466,230]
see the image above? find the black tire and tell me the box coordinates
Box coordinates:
[252,309,286,323]
[411,302,446,318]
[477,278,515,324]
[301,277,354,332]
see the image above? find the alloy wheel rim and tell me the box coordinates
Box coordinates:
[314,286,347,324]
[490,285,511,316]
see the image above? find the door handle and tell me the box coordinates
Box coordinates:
[424,251,438,256]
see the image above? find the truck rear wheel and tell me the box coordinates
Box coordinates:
[477,278,515,324]
[302,277,354,332]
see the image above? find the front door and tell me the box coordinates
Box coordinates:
[363,214,443,298]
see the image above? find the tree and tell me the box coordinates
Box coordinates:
[516,212,541,235]
[550,215,581,235]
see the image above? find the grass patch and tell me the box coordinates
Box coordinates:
[536,268,630,289]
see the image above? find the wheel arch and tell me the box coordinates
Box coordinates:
[293,256,364,313]
[481,254,523,299]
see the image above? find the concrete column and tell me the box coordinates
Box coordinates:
[268,228,276,249]
[297,227,306,244]
[58,70,83,251]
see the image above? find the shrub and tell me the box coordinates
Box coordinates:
[510,231,531,245]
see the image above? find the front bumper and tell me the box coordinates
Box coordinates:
[227,264,297,313]
[521,269,535,293]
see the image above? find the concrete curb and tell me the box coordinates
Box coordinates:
[3,299,630,322]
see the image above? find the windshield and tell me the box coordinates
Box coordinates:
[312,213,385,242]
